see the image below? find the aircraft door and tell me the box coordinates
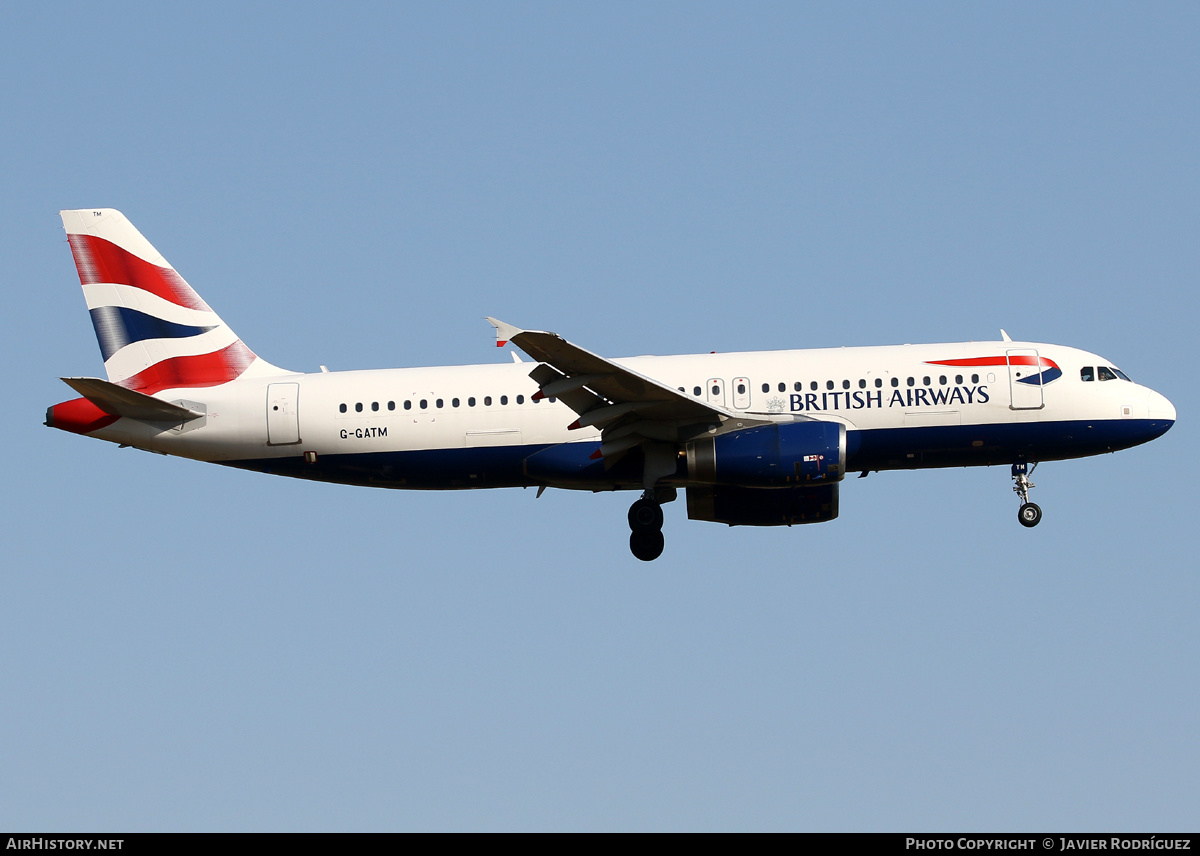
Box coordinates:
[266,382,301,445]
[706,378,726,407]
[1007,349,1044,410]
[732,377,751,410]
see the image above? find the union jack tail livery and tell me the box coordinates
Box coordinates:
[60,209,286,394]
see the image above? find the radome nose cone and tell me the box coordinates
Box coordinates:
[1148,390,1176,424]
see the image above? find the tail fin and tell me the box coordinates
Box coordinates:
[60,209,289,395]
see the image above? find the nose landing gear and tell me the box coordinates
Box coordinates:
[1012,462,1042,528]
[628,492,665,561]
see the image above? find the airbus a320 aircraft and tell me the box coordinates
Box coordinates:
[47,209,1176,560]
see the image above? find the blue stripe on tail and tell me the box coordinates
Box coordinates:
[89,306,217,362]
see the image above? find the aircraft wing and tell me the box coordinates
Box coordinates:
[486,318,760,461]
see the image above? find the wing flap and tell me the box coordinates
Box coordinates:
[527,363,604,418]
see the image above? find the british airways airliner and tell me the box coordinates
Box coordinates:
[47,209,1176,560]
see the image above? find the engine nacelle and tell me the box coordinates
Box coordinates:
[686,483,839,526]
[685,420,845,488]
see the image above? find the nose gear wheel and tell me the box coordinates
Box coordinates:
[1012,462,1042,528]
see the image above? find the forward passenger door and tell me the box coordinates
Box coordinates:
[1007,349,1045,410]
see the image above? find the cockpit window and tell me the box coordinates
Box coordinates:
[1080,366,1094,382]
[1113,367,1132,381]
[1098,366,1118,382]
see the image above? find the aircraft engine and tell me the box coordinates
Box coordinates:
[685,421,845,488]
[682,421,844,526]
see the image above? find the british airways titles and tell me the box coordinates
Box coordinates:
[779,383,990,414]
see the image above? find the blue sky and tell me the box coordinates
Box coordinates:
[2,3,1196,831]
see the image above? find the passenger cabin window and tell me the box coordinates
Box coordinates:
[826,380,834,390]
[452,398,460,407]
[500,395,509,405]
[891,378,899,388]
[420,399,428,409]
[469,397,476,406]
[388,401,395,411]
[339,403,347,413]
[875,378,883,388]
[484,396,493,406]
[778,383,786,393]
[794,382,803,392]
[355,402,363,412]
[761,383,769,393]
[404,400,412,410]
[371,402,379,411]
[693,386,701,396]
[1081,366,1095,382]
[858,379,866,389]
[516,395,524,404]
[841,380,850,390]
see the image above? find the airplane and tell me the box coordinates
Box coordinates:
[46,209,1177,561]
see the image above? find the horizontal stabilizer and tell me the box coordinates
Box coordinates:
[60,376,204,423]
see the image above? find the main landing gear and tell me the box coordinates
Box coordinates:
[1012,462,1042,528]
[628,492,665,561]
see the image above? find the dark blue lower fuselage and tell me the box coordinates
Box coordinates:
[222,417,1173,491]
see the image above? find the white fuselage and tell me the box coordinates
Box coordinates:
[81,339,1176,491]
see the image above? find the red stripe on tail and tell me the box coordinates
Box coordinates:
[118,340,257,395]
[67,234,211,311]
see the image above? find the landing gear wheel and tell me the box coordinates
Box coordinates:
[630,530,665,561]
[1011,463,1042,529]
[628,497,664,532]
[628,492,666,559]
